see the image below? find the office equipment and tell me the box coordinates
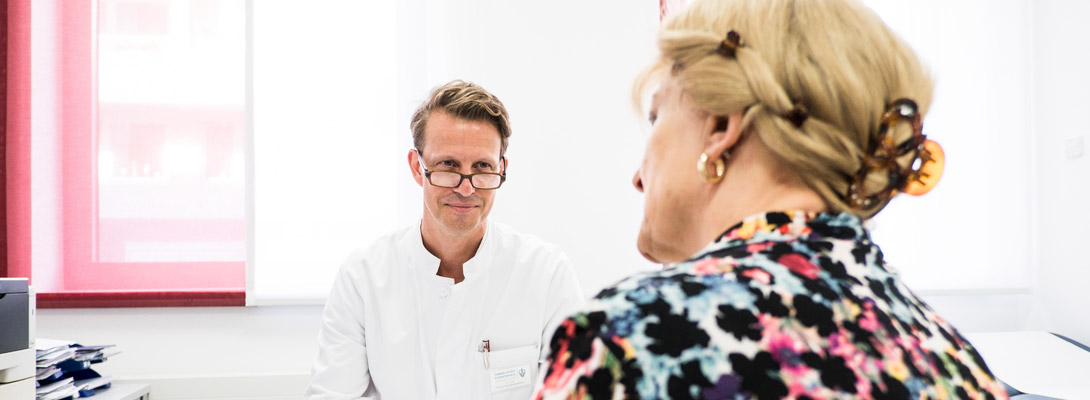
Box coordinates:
[0,278,35,399]
[966,331,1090,399]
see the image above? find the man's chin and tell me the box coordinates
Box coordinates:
[441,214,484,233]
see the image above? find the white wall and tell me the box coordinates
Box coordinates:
[919,292,1038,334]
[913,0,1090,347]
[462,0,663,295]
[865,0,1036,293]
[864,0,1090,348]
[251,0,661,303]
[1032,0,1090,346]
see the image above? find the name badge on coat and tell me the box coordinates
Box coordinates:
[482,343,538,393]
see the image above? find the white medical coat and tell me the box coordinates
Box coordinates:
[305,220,584,399]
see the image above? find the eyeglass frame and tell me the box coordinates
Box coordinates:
[415,150,507,190]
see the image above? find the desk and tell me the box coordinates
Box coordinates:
[966,331,1090,400]
[89,382,151,400]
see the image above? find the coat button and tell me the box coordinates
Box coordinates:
[438,287,450,298]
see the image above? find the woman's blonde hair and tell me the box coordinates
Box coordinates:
[637,0,933,218]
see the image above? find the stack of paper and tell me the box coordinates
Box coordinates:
[35,377,80,400]
[36,339,76,397]
[36,342,74,370]
[33,338,119,399]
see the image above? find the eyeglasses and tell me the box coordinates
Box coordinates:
[416,151,506,190]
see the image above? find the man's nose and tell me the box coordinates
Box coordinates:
[454,176,476,196]
[632,169,644,193]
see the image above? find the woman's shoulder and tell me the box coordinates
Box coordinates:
[587,266,743,317]
[577,265,770,344]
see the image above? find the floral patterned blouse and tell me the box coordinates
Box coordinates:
[534,211,1007,399]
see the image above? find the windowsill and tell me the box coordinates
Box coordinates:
[37,290,245,308]
[245,294,327,307]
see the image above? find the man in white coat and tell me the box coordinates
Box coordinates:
[305,80,584,399]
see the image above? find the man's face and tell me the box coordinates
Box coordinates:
[410,111,504,237]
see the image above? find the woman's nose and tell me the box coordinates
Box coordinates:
[632,169,644,193]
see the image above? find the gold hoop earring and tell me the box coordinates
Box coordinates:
[698,152,728,183]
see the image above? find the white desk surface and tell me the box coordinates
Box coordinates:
[966,331,1090,399]
[85,382,150,400]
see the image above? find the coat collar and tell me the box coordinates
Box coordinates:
[410,220,496,282]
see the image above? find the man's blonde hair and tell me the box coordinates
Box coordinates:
[411,80,512,157]
[637,0,933,218]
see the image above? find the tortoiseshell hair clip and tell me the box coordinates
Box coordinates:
[848,98,945,209]
[716,30,744,58]
[784,99,809,128]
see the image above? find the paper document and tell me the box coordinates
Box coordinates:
[38,385,79,400]
[35,365,61,381]
[966,331,1090,399]
[74,375,113,391]
[35,377,72,394]
[35,338,75,352]
[36,377,78,400]
[35,348,74,368]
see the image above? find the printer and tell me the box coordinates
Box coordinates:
[0,278,34,399]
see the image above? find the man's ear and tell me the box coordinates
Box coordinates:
[408,149,424,187]
[702,110,745,160]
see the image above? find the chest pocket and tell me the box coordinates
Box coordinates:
[485,343,539,398]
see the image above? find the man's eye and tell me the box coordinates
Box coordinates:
[438,160,455,167]
[476,162,493,169]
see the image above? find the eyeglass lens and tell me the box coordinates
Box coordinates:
[429,171,502,189]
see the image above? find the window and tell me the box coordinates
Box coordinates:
[5,0,246,307]
[96,0,247,266]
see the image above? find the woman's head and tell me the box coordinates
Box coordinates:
[633,0,934,262]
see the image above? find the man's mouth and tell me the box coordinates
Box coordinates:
[447,203,478,214]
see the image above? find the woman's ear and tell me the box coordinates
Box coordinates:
[703,110,745,159]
